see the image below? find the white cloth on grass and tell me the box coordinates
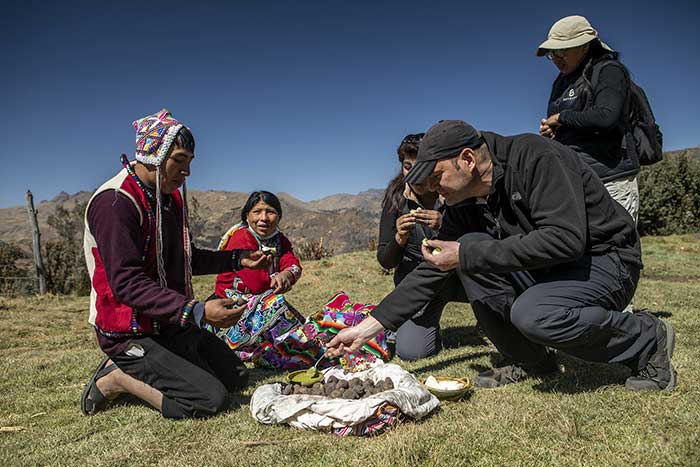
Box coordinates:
[250,363,439,431]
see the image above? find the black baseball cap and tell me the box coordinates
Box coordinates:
[404,120,483,185]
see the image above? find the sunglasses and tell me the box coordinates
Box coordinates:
[545,48,571,61]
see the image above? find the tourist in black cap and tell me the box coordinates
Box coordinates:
[327,120,677,392]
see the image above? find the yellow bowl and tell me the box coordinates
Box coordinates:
[421,376,472,401]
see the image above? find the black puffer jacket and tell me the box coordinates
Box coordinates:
[548,52,640,182]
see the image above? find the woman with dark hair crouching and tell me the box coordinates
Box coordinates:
[214,191,302,299]
[376,133,467,360]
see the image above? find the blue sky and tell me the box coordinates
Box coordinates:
[1,0,698,207]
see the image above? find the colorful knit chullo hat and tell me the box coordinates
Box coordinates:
[132,108,186,166]
[128,108,193,297]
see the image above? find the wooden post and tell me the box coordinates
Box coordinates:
[25,190,47,294]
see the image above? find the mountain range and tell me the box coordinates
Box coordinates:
[0,188,386,256]
[2,147,698,257]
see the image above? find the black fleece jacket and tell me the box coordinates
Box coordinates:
[371,131,642,331]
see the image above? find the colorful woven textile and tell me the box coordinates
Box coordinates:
[304,291,391,371]
[132,108,185,166]
[220,289,309,369]
[332,403,401,437]
[212,290,391,370]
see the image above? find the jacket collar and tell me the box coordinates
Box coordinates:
[480,131,508,197]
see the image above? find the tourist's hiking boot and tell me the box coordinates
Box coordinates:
[625,317,677,392]
[475,352,559,388]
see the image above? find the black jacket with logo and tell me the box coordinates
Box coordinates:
[548,53,640,182]
[370,131,642,331]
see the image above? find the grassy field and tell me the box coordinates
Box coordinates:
[1,235,699,466]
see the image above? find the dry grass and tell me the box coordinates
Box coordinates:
[1,235,699,466]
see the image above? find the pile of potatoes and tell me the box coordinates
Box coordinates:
[282,375,395,399]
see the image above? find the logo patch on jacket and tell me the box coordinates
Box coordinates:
[563,88,577,102]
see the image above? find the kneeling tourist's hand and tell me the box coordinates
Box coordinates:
[326,316,385,357]
[422,239,460,271]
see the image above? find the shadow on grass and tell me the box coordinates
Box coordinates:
[532,354,631,394]
[411,351,491,374]
[441,325,488,349]
[648,309,673,319]
[467,352,504,375]
[228,393,251,408]
[111,391,253,414]
[640,274,698,283]
[462,353,632,394]
[247,367,286,385]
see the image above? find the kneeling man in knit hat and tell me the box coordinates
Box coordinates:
[81,109,270,418]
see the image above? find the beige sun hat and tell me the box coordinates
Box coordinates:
[536,15,614,56]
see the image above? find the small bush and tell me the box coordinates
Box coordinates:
[296,237,334,261]
[638,153,700,236]
[44,202,90,295]
[0,240,34,295]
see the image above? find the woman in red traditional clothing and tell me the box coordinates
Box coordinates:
[214,191,302,299]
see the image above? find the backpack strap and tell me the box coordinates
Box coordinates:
[589,59,629,93]
[587,58,633,131]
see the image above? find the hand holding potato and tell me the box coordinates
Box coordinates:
[395,213,416,245]
[421,239,460,271]
[414,209,442,231]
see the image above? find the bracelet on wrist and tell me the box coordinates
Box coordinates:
[179,299,197,327]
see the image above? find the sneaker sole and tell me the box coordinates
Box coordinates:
[663,321,677,393]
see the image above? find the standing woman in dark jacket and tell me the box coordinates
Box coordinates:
[537,15,640,312]
[537,16,639,223]
[377,133,466,360]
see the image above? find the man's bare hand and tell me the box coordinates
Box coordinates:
[202,299,246,328]
[421,239,460,271]
[326,316,385,357]
[414,209,442,231]
[240,250,271,270]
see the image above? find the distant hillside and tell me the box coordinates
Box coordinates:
[0,188,384,256]
[666,147,700,160]
[0,190,93,248]
[305,189,384,213]
[3,146,697,256]
[183,189,382,252]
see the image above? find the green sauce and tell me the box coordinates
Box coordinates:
[287,369,323,385]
